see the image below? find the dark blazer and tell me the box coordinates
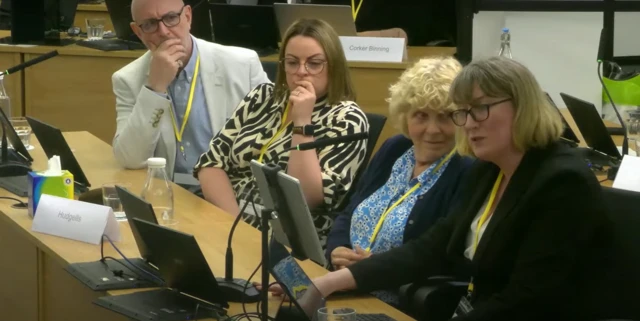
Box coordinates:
[325,135,473,264]
[348,142,609,321]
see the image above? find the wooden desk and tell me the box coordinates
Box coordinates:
[0,30,455,146]
[74,3,114,33]
[0,132,413,321]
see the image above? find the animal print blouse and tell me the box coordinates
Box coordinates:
[194,83,369,244]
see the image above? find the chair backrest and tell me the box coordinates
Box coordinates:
[580,186,640,320]
[261,61,278,83]
[334,112,386,212]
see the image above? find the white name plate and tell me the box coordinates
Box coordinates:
[31,194,121,245]
[340,36,406,63]
[613,154,640,192]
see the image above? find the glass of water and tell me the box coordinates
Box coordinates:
[10,117,32,150]
[102,183,130,221]
[317,308,356,321]
[86,18,106,41]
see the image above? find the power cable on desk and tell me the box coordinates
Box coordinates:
[0,196,27,207]
[100,234,165,285]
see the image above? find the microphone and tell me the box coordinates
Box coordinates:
[289,132,369,151]
[595,27,628,158]
[215,187,260,303]
[1,50,59,76]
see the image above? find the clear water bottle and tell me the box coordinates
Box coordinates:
[498,28,513,59]
[0,74,11,119]
[141,157,176,226]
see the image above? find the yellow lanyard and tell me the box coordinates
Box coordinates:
[351,0,364,21]
[467,171,504,295]
[365,150,456,252]
[258,102,291,163]
[168,55,200,160]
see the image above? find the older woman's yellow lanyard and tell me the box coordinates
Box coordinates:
[169,55,200,161]
[351,0,364,21]
[466,171,504,297]
[364,149,456,253]
[257,102,292,163]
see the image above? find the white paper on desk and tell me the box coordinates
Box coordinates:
[612,155,640,192]
[31,194,121,245]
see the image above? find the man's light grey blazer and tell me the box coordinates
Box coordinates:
[111,37,271,177]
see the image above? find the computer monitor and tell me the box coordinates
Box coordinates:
[209,3,279,54]
[116,186,158,264]
[8,0,78,45]
[104,0,142,43]
[129,218,228,308]
[26,117,91,191]
[273,3,357,39]
[560,92,622,160]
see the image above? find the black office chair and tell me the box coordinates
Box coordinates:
[398,186,640,321]
[577,186,640,321]
[333,112,386,212]
[261,61,278,83]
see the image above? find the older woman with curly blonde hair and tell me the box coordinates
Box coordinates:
[324,56,473,306]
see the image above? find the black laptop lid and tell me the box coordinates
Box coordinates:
[104,0,142,43]
[25,116,91,188]
[129,218,229,308]
[269,238,325,321]
[116,186,157,263]
[545,92,580,144]
[209,3,279,51]
[0,106,32,163]
[560,93,621,159]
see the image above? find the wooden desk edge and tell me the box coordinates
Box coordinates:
[77,3,108,12]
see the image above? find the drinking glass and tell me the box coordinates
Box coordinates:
[10,117,32,150]
[86,18,106,41]
[102,183,130,221]
[317,307,356,321]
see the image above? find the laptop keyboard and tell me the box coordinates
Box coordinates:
[357,314,397,321]
[0,175,28,197]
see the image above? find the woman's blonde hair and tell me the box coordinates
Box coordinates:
[388,56,462,136]
[449,56,563,156]
[274,18,355,105]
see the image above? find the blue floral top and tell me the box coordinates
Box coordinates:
[349,147,451,305]
[350,147,452,253]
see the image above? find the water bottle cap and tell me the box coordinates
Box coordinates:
[502,28,509,33]
[147,157,166,168]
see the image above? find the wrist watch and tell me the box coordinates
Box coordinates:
[292,124,315,136]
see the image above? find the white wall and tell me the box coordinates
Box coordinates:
[473,11,603,112]
[614,12,640,57]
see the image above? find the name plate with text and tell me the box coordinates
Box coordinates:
[31,194,121,245]
[340,36,406,63]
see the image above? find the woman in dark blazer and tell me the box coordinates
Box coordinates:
[270,56,609,320]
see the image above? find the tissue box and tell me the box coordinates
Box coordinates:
[28,170,74,217]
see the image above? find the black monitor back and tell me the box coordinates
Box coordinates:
[10,0,79,45]
[209,3,279,52]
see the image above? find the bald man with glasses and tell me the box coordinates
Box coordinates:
[112,0,270,191]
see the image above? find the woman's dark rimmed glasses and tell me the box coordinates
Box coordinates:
[450,98,511,126]
[280,58,327,75]
[138,6,186,33]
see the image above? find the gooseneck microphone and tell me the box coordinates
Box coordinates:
[596,27,628,157]
[289,132,369,151]
[1,50,59,76]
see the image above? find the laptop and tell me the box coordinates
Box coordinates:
[76,0,146,51]
[0,107,33,196]
[249,160,327,267]
[273,3,357,39]
[26,117,91,194]
[545,93,580,146]
[560,93,622,160]
[116,186,158,263]
[209,3,279,56]
[94,218,228,320]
